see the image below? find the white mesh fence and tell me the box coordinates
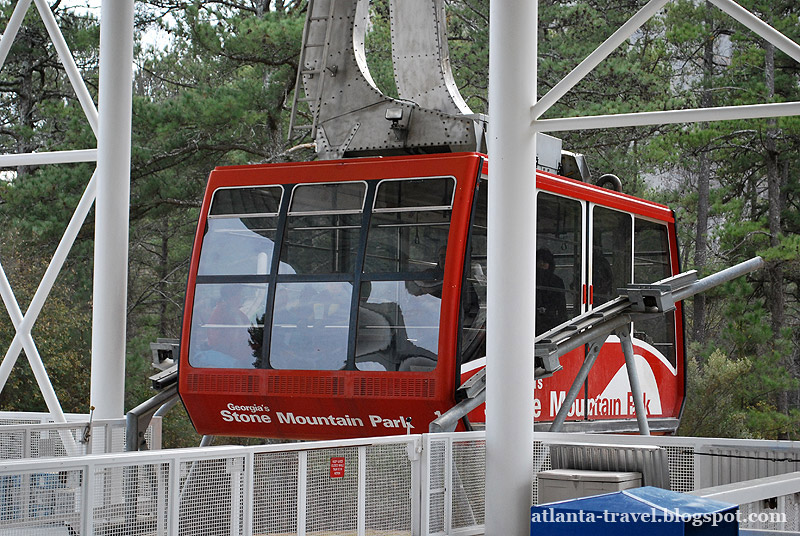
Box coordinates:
[253,450,298,534]
[0,435,421,536]
[364,443,414,535]
[422,432,800,535]
[177,456,246,536]
[2,431,800,535]
[0,412,162,459]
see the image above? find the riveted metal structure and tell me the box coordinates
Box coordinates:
[291,0,486,158]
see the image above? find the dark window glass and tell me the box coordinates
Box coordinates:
[460,180,487,363]
[592,206,632,307]
[633,219,676,367]
[210,187,282,216]
[189,283,267,369]
[634,219,671,283]
[373,177,454,210]
[290,182,366,213]
[280,213,362,274]
[363,210,451,273]
[536,193,583,335]
[269,281,352,370]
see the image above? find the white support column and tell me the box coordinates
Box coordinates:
[90,0,134,420]
[485,0,537,534]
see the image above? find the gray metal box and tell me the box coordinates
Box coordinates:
[537,469,642,503]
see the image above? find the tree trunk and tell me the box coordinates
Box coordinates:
[159,218,170,336]
[764,40,788,436]
[16,29,36,180]
[693,2,713,345]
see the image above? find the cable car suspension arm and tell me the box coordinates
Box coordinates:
[431,256,764,434]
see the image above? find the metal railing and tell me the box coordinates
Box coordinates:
[0,412,161,458]
[0,435,419,536]
[2,430,800,535]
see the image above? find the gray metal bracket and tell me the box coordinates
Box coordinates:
[126,363,179,451]
[125,382,178,451]
[619,270,698,313]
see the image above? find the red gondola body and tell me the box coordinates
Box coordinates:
[178,152,684,439]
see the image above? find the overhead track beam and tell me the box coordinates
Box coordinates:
[535,102,800,132]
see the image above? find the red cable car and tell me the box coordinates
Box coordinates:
[177,152,684,439]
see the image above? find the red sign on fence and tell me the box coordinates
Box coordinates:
[330,456,345,478]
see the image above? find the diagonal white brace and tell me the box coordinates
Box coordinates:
[531,0,670,120]
[617,324,651,435]
[533,101,800,132]
[0,171,98,397]
[0,262,68,424]
[0,0,33,73]
[0,149,97,167]
[710,0,800,64]
[33,0,100,135]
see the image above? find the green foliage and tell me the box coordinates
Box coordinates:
[678,349,751,438]
[447,0,489,112]
[364,0,397,97]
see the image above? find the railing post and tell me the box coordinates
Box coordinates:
[169,458,181,536]
[358,446,367,536]
[82,463,94,536]
[244,451,254,536]
[298,451,308,536]
[409,436,423,536]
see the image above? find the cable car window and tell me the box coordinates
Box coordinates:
[592,206,632,307]
[270,281,352,370]
[356,177,455,371]
[289,182,366,214]
[199,186,282,276]
[460,180,487,363]
[189,283,267,369]
[536,193,583,335]
[373,177,454,210]
[279,182,367,274]
[209,187,283,216]
[633,219,676,367]
[355,281,439,371]
[364,177,454,273]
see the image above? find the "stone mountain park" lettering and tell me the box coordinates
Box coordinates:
[276,412,414,430]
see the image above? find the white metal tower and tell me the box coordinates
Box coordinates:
[0,1,133,422]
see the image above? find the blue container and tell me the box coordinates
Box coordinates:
[531,486,738,536]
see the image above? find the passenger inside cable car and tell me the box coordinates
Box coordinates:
[535,247,567,334]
